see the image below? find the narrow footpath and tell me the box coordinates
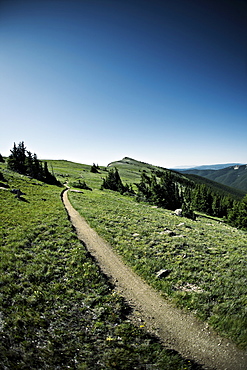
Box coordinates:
[63,189,247,370]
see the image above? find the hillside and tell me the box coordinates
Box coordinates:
[179,164,247,193]
[108,157,245,199]
[57,158,247,349]
[2,155,246,361]
[0,161,198,369]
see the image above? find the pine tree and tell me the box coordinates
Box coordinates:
[101,168,125,193]
[8,142,27,173]
[7,141,60,185]
[25,151,35,177]
[228,196,247,229]
[135,171,182,210]
[238,195,247,229]
[90,163,99,173]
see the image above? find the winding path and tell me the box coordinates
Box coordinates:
[63,188,247,370]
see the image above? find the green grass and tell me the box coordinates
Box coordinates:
[44,159,247,347]
[0,164,198,369]
[45,159,108,190]
[68,187,247,348]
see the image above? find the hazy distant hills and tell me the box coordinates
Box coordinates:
[177,164,247,193]
[173,163,243,171]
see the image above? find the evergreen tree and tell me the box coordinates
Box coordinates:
[101,168,125,193]
[135,171,182,210]
[90,163,99,173]
[212,194,224,217]
[192,184,213,214]
[8,141,27,173]
[228,196,247,229]
[135,172,153,202]
[0,154,5,163]
[238,195,247,229]
[7,141,60,185]
[32,153,43,180]
[182,203,196,220]
[25,151,35,177]
[43,161,60,185]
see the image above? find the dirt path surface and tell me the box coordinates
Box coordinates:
[63,189,247,370]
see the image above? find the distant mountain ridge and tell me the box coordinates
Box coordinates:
[178,164,247,193]
[173,163,243,171]
[108,157,245,198]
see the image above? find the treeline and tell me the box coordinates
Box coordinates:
[228,196,247,229]
[134,171,237,219]
[102,168,247,229]
[7,142,60,185]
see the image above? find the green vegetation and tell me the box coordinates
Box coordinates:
[90,163,100,173]
[1,152,246,369]
[228,195,247,229]
[101,167,135,195]
[69,189,247,348]
[106,159,246,228]
[48,156,246,348]
[0,162,198,369]
[7,141,60,185]
[70,179,92,191]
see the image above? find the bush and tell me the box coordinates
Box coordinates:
[71,179,92,191]
[90,163,100,173]
[182,203,196,220]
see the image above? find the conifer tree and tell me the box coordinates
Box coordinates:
[7,141,60,185]
[135,171,182,210]
[8,141,27,173]
[228,196,247,229]
[101,168,125,193]
[90,163,99,173]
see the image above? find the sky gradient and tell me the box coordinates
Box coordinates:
[1,0,246,168]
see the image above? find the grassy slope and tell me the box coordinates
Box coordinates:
[0,162,197,369]
[108,157,245,198]
[46,158,246,348]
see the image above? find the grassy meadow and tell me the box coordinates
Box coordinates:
[47,158,246,348]
[0,161,199,369]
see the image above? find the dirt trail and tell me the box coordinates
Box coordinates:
[63,189,247,370]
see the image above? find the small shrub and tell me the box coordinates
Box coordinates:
[71,179,92,190]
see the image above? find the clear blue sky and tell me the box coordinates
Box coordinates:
[1,0,246,168]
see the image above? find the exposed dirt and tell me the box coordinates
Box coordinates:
[63,189,247,370]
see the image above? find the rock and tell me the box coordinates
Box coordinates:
[11,189,25,195]
[174,209,183,217]
[11,189,25,198]
[156,269,172,279]
[0,182,9,189]
[164,229,176,237]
